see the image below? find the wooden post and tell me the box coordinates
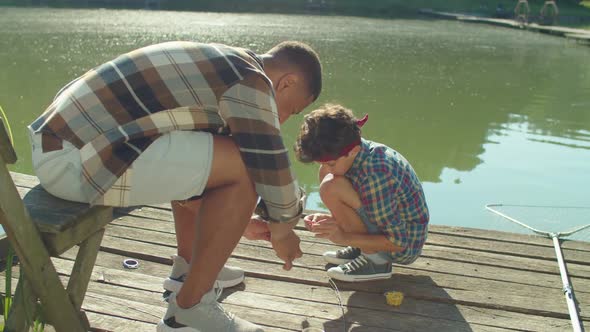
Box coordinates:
[0,163,87,332]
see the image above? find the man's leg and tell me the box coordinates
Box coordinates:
[172,199,201,262]
[167,198,245,293]
[175,135,257,309]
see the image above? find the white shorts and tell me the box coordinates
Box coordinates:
[29,129,213,207]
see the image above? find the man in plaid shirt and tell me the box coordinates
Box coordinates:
[29,41,322,331]
[296,104,429,282]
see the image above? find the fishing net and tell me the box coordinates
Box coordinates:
[486,204,590,242]
[486,203,589,332]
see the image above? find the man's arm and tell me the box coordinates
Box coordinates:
[218,73,303,269]
[218,73,303,223]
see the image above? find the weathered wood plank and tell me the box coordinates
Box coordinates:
[84,312,156,332]
[1,164,86,331]
[0,118,17,164]
[107,215,590,290]
[13,178,113,256]
[85,228,590,322]
[67,229,105,310]
[9,171,590,331]
[49,254,550,332]
[109,207,590,280]
[56,248,580,332]
[113,203,590,268]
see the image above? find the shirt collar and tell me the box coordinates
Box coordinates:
[346,138,370,177]
[248,51,264,70]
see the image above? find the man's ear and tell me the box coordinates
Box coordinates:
[276,73,299,93]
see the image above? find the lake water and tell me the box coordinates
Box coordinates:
[1,7,589,240]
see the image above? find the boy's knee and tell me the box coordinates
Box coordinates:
[319,173,338,197]
[320,174,362,209]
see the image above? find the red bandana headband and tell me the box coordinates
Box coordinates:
[315,114,368,162]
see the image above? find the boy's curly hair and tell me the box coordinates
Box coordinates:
[295,104,361,163]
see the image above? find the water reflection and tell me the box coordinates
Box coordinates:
[1,8,589,236]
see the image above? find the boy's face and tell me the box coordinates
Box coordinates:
[318,145,360,176]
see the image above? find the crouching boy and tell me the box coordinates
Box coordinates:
[295,104,429,282]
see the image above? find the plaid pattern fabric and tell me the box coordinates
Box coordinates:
[29,41,301,222]
[346,139,429,263]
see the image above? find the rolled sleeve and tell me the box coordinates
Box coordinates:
[218,73,302,222]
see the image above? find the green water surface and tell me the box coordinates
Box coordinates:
[1,7,589,239]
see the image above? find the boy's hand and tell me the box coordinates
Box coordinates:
[243,216,271,241]
[303,213,332,230]
[269,220,303,270]
[311,220,346,245]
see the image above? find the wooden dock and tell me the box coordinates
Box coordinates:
[420,9,590,46]
[3,172,590,331]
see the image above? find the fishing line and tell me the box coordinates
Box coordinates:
[328,277,347,332]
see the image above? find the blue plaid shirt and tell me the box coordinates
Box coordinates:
[345,138,429,263]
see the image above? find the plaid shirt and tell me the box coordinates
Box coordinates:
[346,138,429,262]
[29,41,302,222]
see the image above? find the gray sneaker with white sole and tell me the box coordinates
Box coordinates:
[163,255,244,299]
[327,254,393,282]
[323,246,361,265]
[157,288,264,332]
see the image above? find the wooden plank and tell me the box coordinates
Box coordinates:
[427,226,590,252]
[8,171,590,330]
[84,312,155,332]
[85,228,590,321]
[2,270,397,331]
[0,118,17,164]
[57,248,580,332]
[108,213,590,283]
[13,180,113,256]
[0,164,87,331]
[50,255,536,331]
[114,204,590,266]
[67,229,105,310]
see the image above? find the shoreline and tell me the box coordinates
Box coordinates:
[420,9,590,46]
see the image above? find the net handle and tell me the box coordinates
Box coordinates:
[485,204,590,239]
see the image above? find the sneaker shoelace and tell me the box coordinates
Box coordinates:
[212,281,235,321]
[342,255,369,273]
[337,246,356,257]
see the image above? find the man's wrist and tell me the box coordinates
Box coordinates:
[268,219,298,240]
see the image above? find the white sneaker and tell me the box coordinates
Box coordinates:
[163,255,245,296]
[157,289,264,332]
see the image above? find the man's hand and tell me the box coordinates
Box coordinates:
[243,216,271,241]
[310,220,347,245]
[270,229,303,270]
[268,219,302,270]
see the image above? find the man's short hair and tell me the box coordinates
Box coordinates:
[268,41,322,101]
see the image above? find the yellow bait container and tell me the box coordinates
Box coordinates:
[384,291,404,306]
